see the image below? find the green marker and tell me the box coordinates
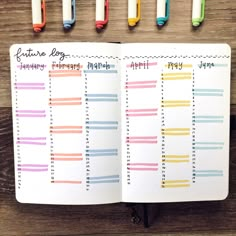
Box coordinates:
[192,0,205,27]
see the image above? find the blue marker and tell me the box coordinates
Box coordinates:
[62,0,76,29]
[156,0,169,27]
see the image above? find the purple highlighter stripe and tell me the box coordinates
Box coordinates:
[16,114,46,118]
[18,164,48,167]
[16,141,46,145]
[15,87,45,90]
[17,137,46,140]
[16,110,45,113]
[18,168,48,172]
[14,83,45,86]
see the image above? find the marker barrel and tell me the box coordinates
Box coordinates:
[192,0,202,26]
[96,0,105,21]
[128,0,137,19]
[157,0,166,19]
[32,0,42,24]
[63,0,72,22]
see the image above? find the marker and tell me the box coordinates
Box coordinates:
[62,0,76,29]
[32,0,46,32]
[96,0,109,30]
[128,0,141,27]
[192,0,205,27]
[156,0,169,27]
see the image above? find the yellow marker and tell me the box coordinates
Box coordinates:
[128,0,141,27]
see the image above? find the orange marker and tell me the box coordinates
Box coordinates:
[32,0,46,32]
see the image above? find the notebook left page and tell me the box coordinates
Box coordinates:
[10,43,121,204]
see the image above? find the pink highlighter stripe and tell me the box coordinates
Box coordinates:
[17,141,46,145]
[18,168,48,172]
[52,180,82,184]
[127,113,157,117]
[18,164,48,167]
[51,153,82,156]
[17,137,46,140]
[128,167,158,171]
[127,136,157,139]
[16,114,46,117]
[49,74,81,77]
[126,80,157,85]
[126,109,158,112]
[49,70,82,73]
[14,83,44,86]
[128,163,158,166]
[127,141,158,144]
[16,110,45,113]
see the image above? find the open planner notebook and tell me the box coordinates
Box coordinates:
[10,43,231,204]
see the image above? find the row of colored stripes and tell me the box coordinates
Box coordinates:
[161,170,224,188]
[17,163,223,177]
[14,84,224,97]
[15,109,224,124]
[16,137,224,149]
[49,68,118,75]
[17,163,119,185]
[14,82,224,98]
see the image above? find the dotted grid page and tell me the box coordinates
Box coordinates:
[10,43,122,204]
[120,44,231,203]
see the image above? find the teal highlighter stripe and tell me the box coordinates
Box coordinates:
[194,170,223,177]
[195,174,223,177]
[85,94,118,102]
[214,64,228,67]
[86,153,118,157]
[86,148,118,157]
[195,170,223,173]
[86,126,118,130]
[84,70,118,74]
[193,89,224,92]
[86,98,118,102]
[86,94,118,97]
[193,89,224,96]
[88,175,119,180]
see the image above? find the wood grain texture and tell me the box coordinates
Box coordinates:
[0,0,236,235]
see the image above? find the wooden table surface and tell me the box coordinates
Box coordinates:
[0,0,236,235]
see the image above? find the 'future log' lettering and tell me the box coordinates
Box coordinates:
[14,47,69,62]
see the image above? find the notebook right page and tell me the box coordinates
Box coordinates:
[120,44,231,202]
